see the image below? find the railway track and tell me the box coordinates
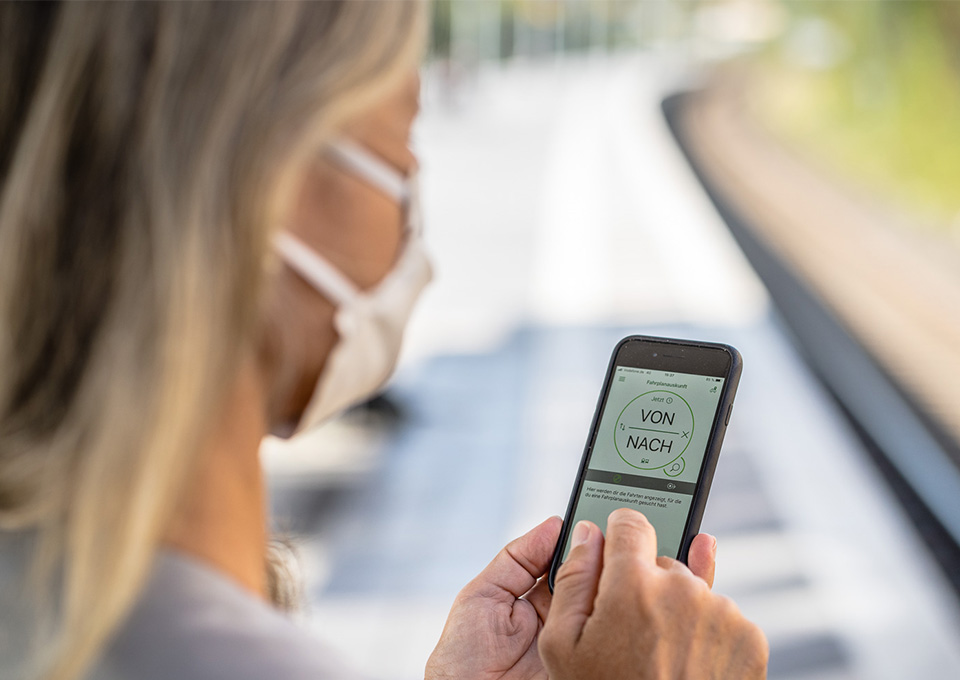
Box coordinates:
[663,89,960,597]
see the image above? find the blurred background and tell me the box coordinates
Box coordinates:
[261,1,960,678]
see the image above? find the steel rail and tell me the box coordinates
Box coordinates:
[663,91,960,595]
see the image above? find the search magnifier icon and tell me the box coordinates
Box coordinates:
[664,458,685,477]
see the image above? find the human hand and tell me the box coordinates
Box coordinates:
[426,513,722,680]
[540,508,768,680]
[425,516,559,680]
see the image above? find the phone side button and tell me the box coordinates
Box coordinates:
[725,405,733,425]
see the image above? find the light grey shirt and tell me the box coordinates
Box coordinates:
[0,538,360,680]
[91,551,361,680]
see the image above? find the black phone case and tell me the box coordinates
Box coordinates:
[547,334,743,592]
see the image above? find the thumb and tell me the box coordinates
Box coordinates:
[464,515,562,600]
[542,521,603,647]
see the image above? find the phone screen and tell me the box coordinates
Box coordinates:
[561,365,727,560]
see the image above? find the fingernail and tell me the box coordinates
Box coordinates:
[572,521,590,547]
[710,535,718,555]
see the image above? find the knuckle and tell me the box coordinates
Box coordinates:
[675,584,708,615]
[664,566,705,599]
[715,593,740,618]
[744,622,770,660]
[662,567,689,592]
[737,623,770,677]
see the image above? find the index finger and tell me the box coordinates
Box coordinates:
[601,508,658,577]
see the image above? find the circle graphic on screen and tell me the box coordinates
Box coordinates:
[614,390,694,470]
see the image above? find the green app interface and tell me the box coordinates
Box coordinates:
[562,366,725,560]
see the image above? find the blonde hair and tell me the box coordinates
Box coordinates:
[0,2,425,679]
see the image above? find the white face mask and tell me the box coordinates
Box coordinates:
[274,139,433,434]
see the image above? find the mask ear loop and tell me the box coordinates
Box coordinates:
[274,232,359,306]
[275,139,419,301]
[327,138,422,243]
[326,139,409,206]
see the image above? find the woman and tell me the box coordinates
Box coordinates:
[0,3,768,680]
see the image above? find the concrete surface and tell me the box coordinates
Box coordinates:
[267,55,960,680]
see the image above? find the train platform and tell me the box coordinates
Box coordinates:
[265,55,960,679]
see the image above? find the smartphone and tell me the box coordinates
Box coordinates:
[549,335,742,589]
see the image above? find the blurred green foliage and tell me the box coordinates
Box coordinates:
[757,0,960,225]
[428,0,652,62]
